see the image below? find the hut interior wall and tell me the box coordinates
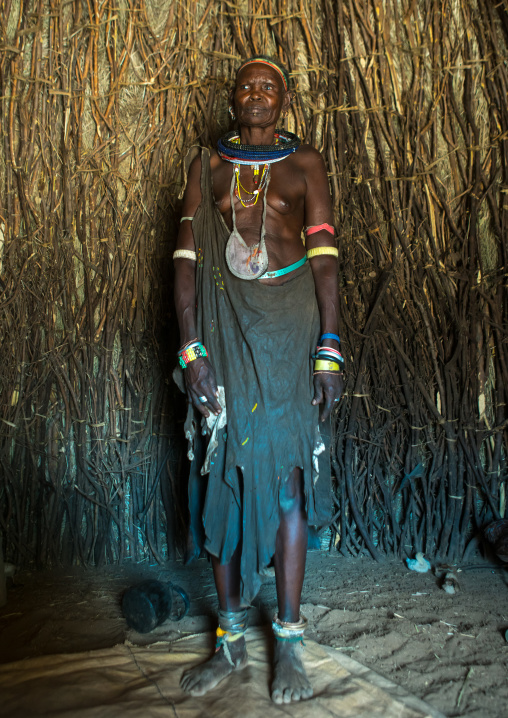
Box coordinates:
[0,0,506,566]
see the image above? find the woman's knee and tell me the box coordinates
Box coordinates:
[279,468,305,514]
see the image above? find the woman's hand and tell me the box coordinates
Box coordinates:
[185,358,222,418]
[312,372,344,422]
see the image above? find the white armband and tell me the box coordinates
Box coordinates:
[173,249,197,261]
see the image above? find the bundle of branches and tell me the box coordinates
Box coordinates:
[0,0,506,566]
[323,0,507,559]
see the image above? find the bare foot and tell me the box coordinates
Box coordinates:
[180,636,248,696]
[271,640,313,704]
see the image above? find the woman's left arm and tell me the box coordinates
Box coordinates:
[302,147,344,421]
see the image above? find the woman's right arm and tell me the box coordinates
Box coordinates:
[174,155,222,417]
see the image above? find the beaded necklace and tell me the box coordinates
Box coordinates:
[217,129,301,165]
[234,164,270,207]
[220,129,301,276]
[230,135,271,207]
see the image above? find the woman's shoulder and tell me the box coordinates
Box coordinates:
[186,145,217,166]
[291,143,327,174]
[209,147,222,168]
[180,146,215,200]
[186,146,218,179]
[294,143,324,161]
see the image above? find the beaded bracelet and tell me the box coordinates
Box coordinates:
[178,342,208,369]
[177,338,199,354]
[178,341,200,357]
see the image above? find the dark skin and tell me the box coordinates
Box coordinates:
[176,63,343,703]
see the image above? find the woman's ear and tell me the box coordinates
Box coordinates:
[228,87,236,121]
[282,89,293,114]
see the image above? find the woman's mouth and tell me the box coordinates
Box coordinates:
[244,104,267,114]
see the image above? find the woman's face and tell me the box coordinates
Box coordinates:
[233,63,290,129]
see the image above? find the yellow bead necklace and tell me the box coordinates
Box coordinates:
[231,135,276,208]
[234,164,269,207]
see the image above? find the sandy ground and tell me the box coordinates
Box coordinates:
[0,552,507,718]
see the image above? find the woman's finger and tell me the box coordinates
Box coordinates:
[207,392,222,415]
[205,381,222,415]
[317,374,344,421]
[190,390,211,417]
[320,390,334,422]
[311,376,324,406]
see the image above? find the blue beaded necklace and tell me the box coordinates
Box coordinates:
[217,130,301,166]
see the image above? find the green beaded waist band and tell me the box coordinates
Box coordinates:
[261,255,307,279]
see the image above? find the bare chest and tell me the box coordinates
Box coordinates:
[212,160,306,219]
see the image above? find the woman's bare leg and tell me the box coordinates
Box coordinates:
[271,468,313,704]
[211,543,243,611]
[180,541,248,696]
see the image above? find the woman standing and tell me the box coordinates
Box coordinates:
[174,56,343,704]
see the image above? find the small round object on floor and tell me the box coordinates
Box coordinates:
[121,580,171,633]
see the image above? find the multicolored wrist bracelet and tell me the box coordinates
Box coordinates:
[178,342,208,368]
[178,338,199,354]
[178,342,201,359]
